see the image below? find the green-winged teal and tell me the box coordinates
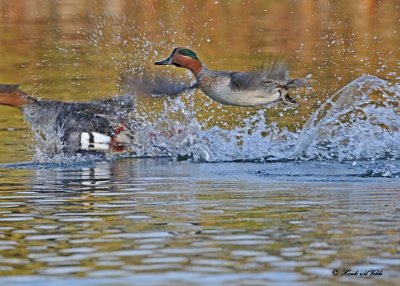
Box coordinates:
[155,47,308,107]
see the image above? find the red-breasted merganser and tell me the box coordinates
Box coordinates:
[0,84,134,156]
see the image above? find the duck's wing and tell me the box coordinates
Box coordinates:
[55,105,112,154]
[84,95,136,126]
[229,71,265,90]
[121,73,198,97]
[229,58,290,90]
[262,58,289,82]
[56,104,112,133]
[262,58,310,88]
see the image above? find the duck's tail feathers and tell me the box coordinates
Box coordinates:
[285,77,310,89]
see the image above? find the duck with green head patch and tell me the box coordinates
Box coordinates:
[155,47,309,107]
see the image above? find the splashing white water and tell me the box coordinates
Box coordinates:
[24,75,399,165]
[134,75,400,162]
[290,75,400,161]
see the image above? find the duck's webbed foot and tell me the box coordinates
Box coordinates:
[281,93,298,106]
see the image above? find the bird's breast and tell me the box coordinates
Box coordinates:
[198,75,233,104]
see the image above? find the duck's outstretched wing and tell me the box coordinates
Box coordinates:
[229,71,266,90]
[121,73,198,97]
[262,58,310,89]
[262,58,289,81]
[230,58,309,91]
[229,58,290,90]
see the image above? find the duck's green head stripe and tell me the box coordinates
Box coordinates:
[178,49,199,60]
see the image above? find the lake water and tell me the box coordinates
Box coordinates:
[0,1,399,285]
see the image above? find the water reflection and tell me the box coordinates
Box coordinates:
[0,159,399,284]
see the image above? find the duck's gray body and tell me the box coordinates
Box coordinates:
[196,67,291,107]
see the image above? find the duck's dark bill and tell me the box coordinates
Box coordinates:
[154,58,172,65]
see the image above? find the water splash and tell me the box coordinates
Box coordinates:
[136,75,400,163]
[21,74,399,165]
[290,75,400,161]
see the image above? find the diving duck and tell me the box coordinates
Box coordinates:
[0,84,135,156]
[155,47,308,106]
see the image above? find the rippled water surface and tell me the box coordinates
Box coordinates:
[0,159,400,286]
[1,1,400,285]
